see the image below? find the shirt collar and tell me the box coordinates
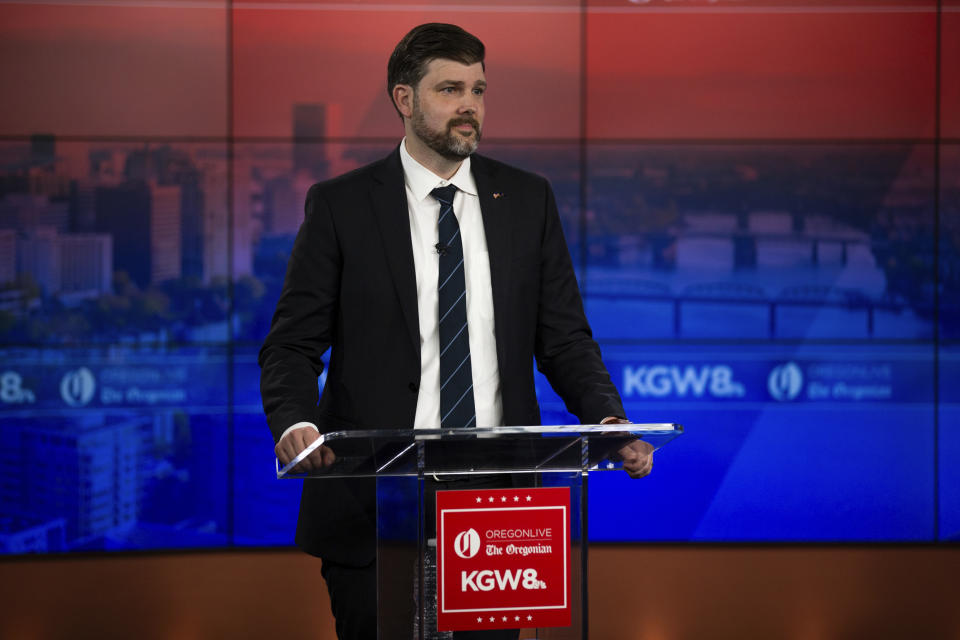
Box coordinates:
[399,136,478,202]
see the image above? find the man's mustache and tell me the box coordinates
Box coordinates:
[448,117,481,133]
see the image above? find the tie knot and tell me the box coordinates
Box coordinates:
[430,184,458,206]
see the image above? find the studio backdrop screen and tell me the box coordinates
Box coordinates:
[1,0,958,553]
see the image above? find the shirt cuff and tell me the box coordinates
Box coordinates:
[279,421,319,443]
[600,416,628,424]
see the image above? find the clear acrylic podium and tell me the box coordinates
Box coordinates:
[278,424,683,639]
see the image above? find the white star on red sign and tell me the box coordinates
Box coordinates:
[488,496,494,503]
[477,617,483,623]
[502,616,508,622]
[476,497,482,503]
[501,496,507,502]
[489,616,495,622]
[527,615,533,621]
[514,615,520,621]
[526,495,532,502]
[513,495,519,502]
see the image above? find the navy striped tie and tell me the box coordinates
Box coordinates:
[431,185,476,429]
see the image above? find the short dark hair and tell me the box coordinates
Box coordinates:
[387,23,485,118]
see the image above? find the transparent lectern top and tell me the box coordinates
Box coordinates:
[277,423,682,479]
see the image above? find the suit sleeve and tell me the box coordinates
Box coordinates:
[533,178,626,424]
[258,184,341,443]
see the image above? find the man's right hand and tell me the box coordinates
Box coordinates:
[276,427,337,473]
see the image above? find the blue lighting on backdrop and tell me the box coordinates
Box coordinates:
[0,139,956,553]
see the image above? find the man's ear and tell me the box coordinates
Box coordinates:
[392,84,414,119]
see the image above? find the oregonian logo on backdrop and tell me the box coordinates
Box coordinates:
[768,362,804,401]
[60,367,97,407]
[766,361,893,402]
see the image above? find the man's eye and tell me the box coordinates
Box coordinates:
[441,87,456,94]
[473,88,485,96]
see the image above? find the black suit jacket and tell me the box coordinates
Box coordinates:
[259,147,624,564]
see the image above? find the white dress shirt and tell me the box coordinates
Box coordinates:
[400,138,502,429]
[279,140,502,442]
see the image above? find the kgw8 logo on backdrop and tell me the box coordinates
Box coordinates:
[436,487,570,632]
[622,364,745,398]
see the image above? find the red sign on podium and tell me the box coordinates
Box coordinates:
[436,487,571,632]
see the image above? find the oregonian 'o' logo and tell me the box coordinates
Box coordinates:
[453,528,481,559]
[60,367,96,407]
[767,362,803,402]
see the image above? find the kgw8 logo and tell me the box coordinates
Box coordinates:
[461,568,547,592]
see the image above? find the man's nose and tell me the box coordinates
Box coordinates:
[458,94,479,114]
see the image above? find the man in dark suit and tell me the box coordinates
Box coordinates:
[260,23,652,640]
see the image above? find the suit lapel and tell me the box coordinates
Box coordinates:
[370,149,420,356]
[472,155,513,379]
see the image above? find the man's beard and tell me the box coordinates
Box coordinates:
[411,101,481,161]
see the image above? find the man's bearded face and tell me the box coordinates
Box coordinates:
[411,90,482,161]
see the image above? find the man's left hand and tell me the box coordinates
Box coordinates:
[618,439,654,478]
[603,417,654,479]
